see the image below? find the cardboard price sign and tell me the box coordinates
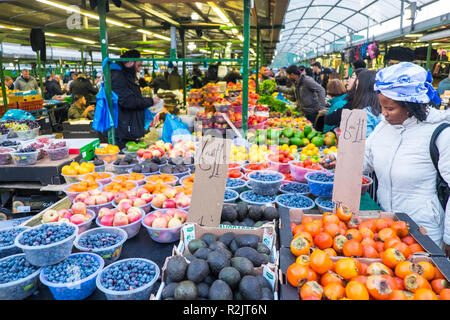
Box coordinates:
[332,109,367,215]
[187,136,232,227]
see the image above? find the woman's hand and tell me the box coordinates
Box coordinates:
[319,154,337,170]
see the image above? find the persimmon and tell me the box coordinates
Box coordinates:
[392,276,405,290]
[362,245,379,258]
[359,263,368,276]
[359,227,374,240]
[366,275,393,300]
[395,261,415,279]
[338,221,347,231]
[292,224,305,235]
[322,214,340,225]
[324,248,337,257]
[347,217,362,229]
[323,223,340,238]
[302,216,314,225]
[310,249,332,274]
[377,228,397,242]
[345,229,362,242]
[304,222,321,237]
[367,262,393,276]
[381,248,405,269]
[361,237,376,248]
[306,267,318,282]
[351,275,367,286]
[336,205,352,221]
[314,232,333,249]
[335,258,359,280]
[389,290,413,300]
[404,273,431,293]
[434,267,444,280]
[345,281,369,300]
[391,242,411,259]
[320,271,344,287]
[383,237,401,250]
[391,221,409,237]
[295,255,310,266]
[401,235,417,246]
[439,288,450,300]
[381,275,401,290]
[312,219,323,228]
[293,231,313,244]
[408,243,425,255]
[417,261,435,281]
[300,281,323,300]
[375,241,385,253]
[286,263,311,287]
[414,288,438,300]
[431,279,449,294]
[332,235,347,253]
[323,282,345,300]
[290,236,311,257]
[342,239,363,257]
[359,219,377,233]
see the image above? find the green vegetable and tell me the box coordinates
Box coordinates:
[293,130,304,139]
[289,137,303,147]
[304,125,312,136]
[279,137,290,146]
[307,131,317,140]
[267,128,282,140]
[282,128,294,138]
[127,145,139,152]
[259,80,277,96]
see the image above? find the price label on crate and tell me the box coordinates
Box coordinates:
[332,109,367,216]
[187,136,232,227]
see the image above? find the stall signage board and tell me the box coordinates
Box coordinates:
[187,136,232,227]
[332,109,367,215]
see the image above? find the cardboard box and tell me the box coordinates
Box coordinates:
[20,197,71,227]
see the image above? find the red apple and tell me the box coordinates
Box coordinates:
[70,214,88,225]
[114,192,127,203]
[126,190,137,198]
[136,187,148,198]
[84,196,97,206]
[95,195,108,205]
[144,214,157,227]
[174,211,187,223]
[141,193,153,203]
[42,210,60,223]
[133,198,147,207]
[137,149,145,158]
[74,193,89,203]
[72,202,87,215]
[89,189,102,196]
[113,212,129,226]
[164,188,177,199]
[151,194,166,208]
[103,191,115,202]
[100,215,114,226]
[152,217,167,228]
[57,209,71,218]
[118,199,133,213]
[59,218,70,224]
[163,199,177,209]
[127,207,142,223]
[98,207,114,218]
[168,217,182,228]
[165,209,178,217]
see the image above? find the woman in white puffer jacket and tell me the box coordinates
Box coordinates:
[321,62,450,254]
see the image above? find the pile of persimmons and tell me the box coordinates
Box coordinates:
[287,206,449,300]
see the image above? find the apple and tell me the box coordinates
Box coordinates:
[141,193,153,203]
[143,151,152,159]
[152,217,167,228]
[137,149,145,158]
[127,207,142,223]
[168,217,182,228]
[42,210,60,223]
[133,198,147,207]
[72,202,87,215]
[144,214,157,227]
[89,189,102,196]
[165,209,178,217]
[74,193,88,203]
[113,212,129,226]
[104,191,115,202]
[126,190,137,198]
[114,192,127,203]
[175,195,190,208]
[164,142,173,151]
[84,196,97,206]
[174,210,187,223]
[57,209,71,218]
[98,207,114,218]
[163,188,177,199]
[163,199,177,209]
[59,218,70,224]
[118,199,133,213]
[70,214,88,225]
[128,195,138,203]
[136,188,148,198]
[100,215,114,226]
[95,195,108,205]
[151,194,166,208]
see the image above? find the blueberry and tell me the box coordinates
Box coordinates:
[78,232,122,249]
[0,227,27,248]
[18,223,75,247]
[277,194,314,209]
[0,255,40,284]
[307,173,334,183]
[249,171,282,182]
[226,178,245,188]
[224,190,238,201]
[280,182,309,194]
[100,259,156,292]
[241,191,277,204]
[316,197,334,210]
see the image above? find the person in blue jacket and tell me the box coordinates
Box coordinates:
[110,50,160,149]
[323,79,347,133]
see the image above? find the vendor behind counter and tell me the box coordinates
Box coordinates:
[68,94,94,120]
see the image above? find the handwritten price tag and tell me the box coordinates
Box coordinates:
[187,136,232,227]
[332,109,367,216]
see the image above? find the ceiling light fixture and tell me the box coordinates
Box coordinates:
[207,1,230,24]
[73,37,96,44]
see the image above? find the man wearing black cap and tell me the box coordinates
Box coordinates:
[110,49,160,149]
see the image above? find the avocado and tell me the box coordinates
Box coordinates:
[184,254,197,262]
[166,256,188,282]
[243,218,256,227]
[208,280,233,300]
[238,221,248,227]
[248,206,263,221]
[203,275,215,285]
[257,243,271,255]
[187,258,210,284]
[207,251,230,275]
[218,232,235,247]
[221,221,232,226]
[261,287,274,300]
[174,280,198,300]
[197,282,210,299]
[239,275,262,300]
[188,239,207,254]
[209,241,228,252]
[201,233,217,246]
[260,254,270,265]
[215,247,233,260]
[234,247,264,267]
[256,274,273,291]
[230,257,254,277]
[235,234,260,249]
[218,267,241,290]
[229,239,239,253]
[221,205,238,222]
[231,220,239,226]
[194,247,212,260]
[263,207,279,220]
[234,291,243,300]
[253,221,264,228]
[236,202,248,221]
[161,282,178,299]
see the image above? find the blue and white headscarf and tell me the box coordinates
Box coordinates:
[374,62,442,105]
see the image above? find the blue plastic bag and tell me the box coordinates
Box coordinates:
[1,109,35,121]
[144,109,156,130]
[162,113,190,143]
[92,83,119,133]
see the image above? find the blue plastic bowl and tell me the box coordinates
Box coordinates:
[39,252,104,300]
[304,171,334,197]
[315,197,335,213]
[0,226,30,259]
[224,189,239,204]
[275,193,315,218]
[15,222,79,267]
[96,258,160,300]
[0,253,42,300]
[74,227,128,265]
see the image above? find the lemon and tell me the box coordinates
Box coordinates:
[306,150,313,156]
[238,146,246,153]
[330,146,338,152]
[323,148,330,155]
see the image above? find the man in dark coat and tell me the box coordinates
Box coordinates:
[44,75,63,100]
[110,49,160,149]
[69,73,98,104]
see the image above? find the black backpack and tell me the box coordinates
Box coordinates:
[430,123,450,210]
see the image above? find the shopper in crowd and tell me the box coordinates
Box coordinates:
[95,73,103,88]
[44,75,63,100]
[168,66,183,90]
[259,65,274,81]
[190,64,204,89]
[67,71,77,88]
[329,70,341,81]
[353,59,367,70]
[203,64,219,85]
[321,62,450,252]
[311,61,322,85]
[278,64,326,124]
[322,79,348,133]
[150,72,169,94]
[437,73,450,96]
[4,76,14,90]
[68,73,98,104]
[13,69,39,92]
[275,68,291,87]
[110,49,160,149]
[68,93,95,120]
[223,68,242,84]
[320,67,333,91]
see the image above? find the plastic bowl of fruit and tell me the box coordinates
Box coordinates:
[44,142,69,161]
[13,127,40,141]
[12,148,39,166]
[80,172,115,186]
[95,208,144,239]
[145,174,179,187]
[113,173,146,186]
[63,182,103,202]
[239,190,277,206]
[247,170,284,196]
[142,209,187,243]
[275,193,315,217]
[95,145,120,164]
[266,153,293,175]
[315,197,335,213]
[304,171,335,198]
[228,169,244,180]
[89,159,106,172]
[242,162,268,175]
[0,147,14,165]
[74,227,127,265]
[73,209,96,234]
[226,178,246,193]
[39,252,104,300]
[0,253,42,300]
[289,160,325,183]
[96,257,160,300]
[0,226,30,259]
[122,148,138,159]
[279,181,310,195]
[361,175,373,195]
[15,222,79,267]
[223,189,239,204]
